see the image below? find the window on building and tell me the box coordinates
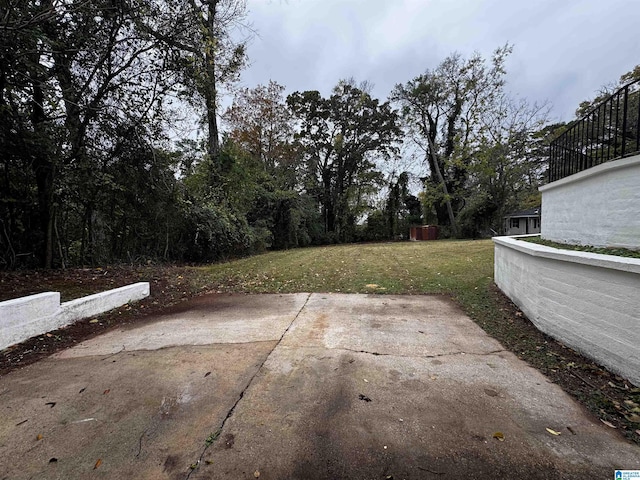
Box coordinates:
[510,218,520,229]
[532,218,540,229]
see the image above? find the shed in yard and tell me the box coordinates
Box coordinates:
[410,225,439,241]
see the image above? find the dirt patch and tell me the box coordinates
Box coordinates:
[0,265,208,375]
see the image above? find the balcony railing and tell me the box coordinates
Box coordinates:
[549,78,640,182]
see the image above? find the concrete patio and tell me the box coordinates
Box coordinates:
[1,293,638,479]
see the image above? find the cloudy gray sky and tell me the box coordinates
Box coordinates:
[239,0,639,122]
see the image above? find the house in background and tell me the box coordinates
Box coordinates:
[503,207,540,235]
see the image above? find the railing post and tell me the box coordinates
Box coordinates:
[614,92,621,158]
[637,87,640,153]
[608,96,614,161]
[621,85,629,157]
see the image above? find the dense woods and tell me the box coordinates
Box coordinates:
[2,0,629,269]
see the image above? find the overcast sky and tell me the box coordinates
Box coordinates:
[239,0,639,123]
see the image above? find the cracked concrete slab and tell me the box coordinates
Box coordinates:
[196,346,638,479]
[55,293,309,358]
[0,342,276,480]
[281,293,505,356]
[1,293,639,480]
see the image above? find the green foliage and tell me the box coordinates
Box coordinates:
[575,65,640,119]
[392,46,513,234]
[521,237,640,259]
[6,9,635,271]
[287,80,401,242]
[382,172,422,239]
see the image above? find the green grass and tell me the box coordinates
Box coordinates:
[197,240,496,321]
[521,236,640,259]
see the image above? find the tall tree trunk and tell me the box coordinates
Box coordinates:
[29,52,55,268]
[425,133,457,236]
[205,0,220,162]
[33,158,55,268]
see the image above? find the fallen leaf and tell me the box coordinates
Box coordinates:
[103,389,110,395]
[625,414,640,424]
[254,470,260,478]
[492,432,504,441]
[49,458,58,463]
[365,284,379,289]
[546,428,561,436]
[36,434,43,441]
[567,426,576,435]
[600,419,616,428]
[94,459,102,469]
[363,379,368,383]
[204,372,211,377]
[45,402,56,408]
[89,319,99,324]
[358,394,372,402]
[45,333,53,337]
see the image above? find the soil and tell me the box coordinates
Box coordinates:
[0,265,207,375]
[1,266,638,446]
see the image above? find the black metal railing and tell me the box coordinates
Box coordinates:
[549,78,640,182]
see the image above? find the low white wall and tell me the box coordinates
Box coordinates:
[0,282,150,351]
[56,282,150,326]
[493,236,640,385]
[540,154,640,250]
[1,292,60,327]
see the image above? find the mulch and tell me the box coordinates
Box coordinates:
[0,265,203,376]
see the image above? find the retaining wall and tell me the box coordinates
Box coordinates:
[493,236,640,385]
[0,282,150,351]
[540,154,640,250]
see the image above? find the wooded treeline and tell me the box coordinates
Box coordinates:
[1,0,623,269]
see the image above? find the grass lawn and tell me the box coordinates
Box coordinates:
[199,239,493,301]
[195,240,520,354]
[2,239,639,443]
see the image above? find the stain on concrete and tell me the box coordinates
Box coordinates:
[1,293,638,480]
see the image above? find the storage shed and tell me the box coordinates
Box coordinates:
[410,225,439,241]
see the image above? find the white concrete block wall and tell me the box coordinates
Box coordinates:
[57,282,150,327]
[493,236,640,385]
[0,292,60,326]
[540,154,640,250]
[0,282,150,351]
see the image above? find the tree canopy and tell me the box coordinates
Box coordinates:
[2,4,633,269]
